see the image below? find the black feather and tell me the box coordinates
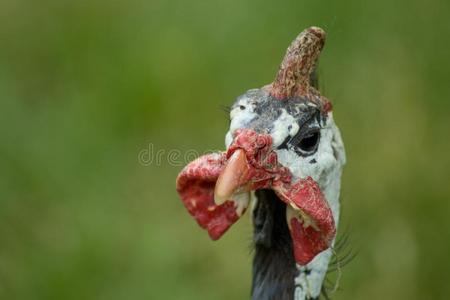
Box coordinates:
[219,104,231,114]
[251,189,298,300]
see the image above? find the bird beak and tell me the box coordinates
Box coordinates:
[214,149,251,206]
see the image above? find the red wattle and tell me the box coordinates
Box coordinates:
[176,153,243,240]
[290,218,328,265]
[274,177,335,265]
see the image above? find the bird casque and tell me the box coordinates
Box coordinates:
[176,27,346,300]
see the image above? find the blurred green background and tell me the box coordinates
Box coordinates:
[1,0,450,299]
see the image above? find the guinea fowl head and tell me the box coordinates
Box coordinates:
[176,27,346,299]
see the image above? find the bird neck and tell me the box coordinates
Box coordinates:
[251,189,298,300]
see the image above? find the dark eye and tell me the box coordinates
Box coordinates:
[297,131,320,153]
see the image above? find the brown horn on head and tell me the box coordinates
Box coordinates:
[270,27,326,101]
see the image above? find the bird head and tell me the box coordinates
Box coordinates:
[176,27,345,266]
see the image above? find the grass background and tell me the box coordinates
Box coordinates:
[1,0,450,299]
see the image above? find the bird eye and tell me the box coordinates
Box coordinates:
[297,131,320,154]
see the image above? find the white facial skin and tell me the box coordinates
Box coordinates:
[226,95,346,300]
[290,114,345,299]
[225,95,258,147]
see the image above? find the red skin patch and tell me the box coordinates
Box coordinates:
[290,218,327,265]
[226,129,292,189]
[323,100,333,113]
[176,153,241,240]
[274,178,335,265]
[176,129,335,265]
